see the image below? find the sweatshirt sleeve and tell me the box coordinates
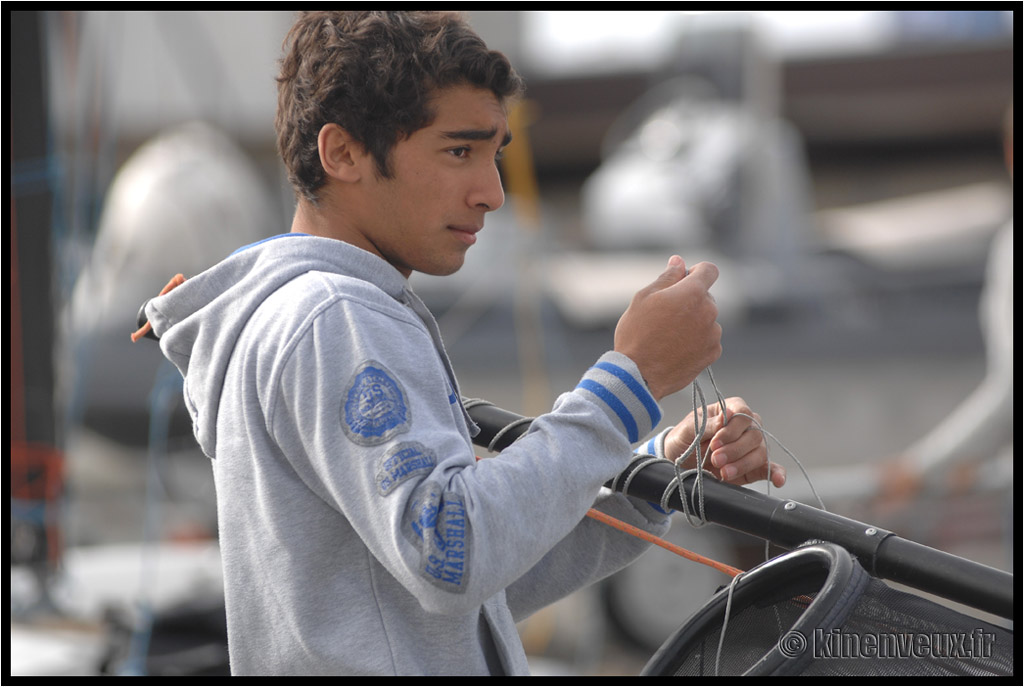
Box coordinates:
[501,424,676,622]
[503,489,671,622]
[268,293,664,616]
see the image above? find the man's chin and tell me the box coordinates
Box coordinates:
[417,257,467,278]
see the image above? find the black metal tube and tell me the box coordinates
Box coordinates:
[465,401,1014,620]
[466,401,531,452]
[872,536,1014,621]
[629,463,1013,619]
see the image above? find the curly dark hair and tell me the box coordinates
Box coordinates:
[275,11,525,203]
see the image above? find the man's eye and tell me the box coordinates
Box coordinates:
[449,146,471,159]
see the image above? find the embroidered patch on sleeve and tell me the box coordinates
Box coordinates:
[403,483,471,593]
[376,442,436,496]
[342,361,411,446]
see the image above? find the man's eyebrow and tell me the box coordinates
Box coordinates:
[441,128,513,147]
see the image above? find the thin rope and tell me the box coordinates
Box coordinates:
[467,397,745,580]
[487,417,534,453]
[467,455,742,578]
[674,366,827,525]
[585,507,743,578]
[688,367,827,676]
[715,569,746,676]
[664,369,725,528]
[619,455,663,496]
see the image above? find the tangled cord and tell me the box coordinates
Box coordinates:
[656,366,827,529]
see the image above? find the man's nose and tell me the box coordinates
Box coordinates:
[469,162,505,212]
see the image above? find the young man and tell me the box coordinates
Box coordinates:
[142,11,783,675]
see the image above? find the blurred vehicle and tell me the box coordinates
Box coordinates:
[548,74,816,328]
[58,122,280,444]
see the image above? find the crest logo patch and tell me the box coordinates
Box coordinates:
[342,361,410,445]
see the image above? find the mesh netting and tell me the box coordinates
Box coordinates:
[642,544,1013,677]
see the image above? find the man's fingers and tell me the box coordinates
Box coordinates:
[718,442,766,479]
[710,424,764,470]
[705,402,760,449]
[680,261,719,291]
[645,258,718,301]
[676,396,783,488]
[645,254,688,292]
[723,456,787,488]
[735,462,786,488]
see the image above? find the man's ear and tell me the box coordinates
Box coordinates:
[318,123,366,183]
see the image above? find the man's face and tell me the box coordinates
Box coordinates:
[347,84,511,278]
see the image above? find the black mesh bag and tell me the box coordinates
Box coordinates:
[641,543,1013,677]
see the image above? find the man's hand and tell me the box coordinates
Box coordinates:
[614,256,722,401]
[664,397,786,488]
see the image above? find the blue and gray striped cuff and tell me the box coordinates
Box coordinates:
[636,425,675,514]
[639,425,671,461]
[576,351,662,445]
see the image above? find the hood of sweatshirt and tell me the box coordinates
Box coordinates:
[144,233,414,458]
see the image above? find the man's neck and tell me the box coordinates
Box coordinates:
[289,198,332,238]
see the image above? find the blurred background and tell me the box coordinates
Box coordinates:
[10,10,1016,677]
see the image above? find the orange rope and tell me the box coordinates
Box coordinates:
[589,509,818,605]
[474,455,745,578]
[131,273,186,342]
[586,508,744,578]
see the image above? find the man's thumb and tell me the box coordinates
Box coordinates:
[651,254,687,289]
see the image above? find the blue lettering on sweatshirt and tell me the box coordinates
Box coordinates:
[419,492,470,592]
[377,442,436,496]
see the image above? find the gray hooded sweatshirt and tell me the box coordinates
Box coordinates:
[145,234,671,676]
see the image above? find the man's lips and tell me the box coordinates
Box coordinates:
[449,224,482,245]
